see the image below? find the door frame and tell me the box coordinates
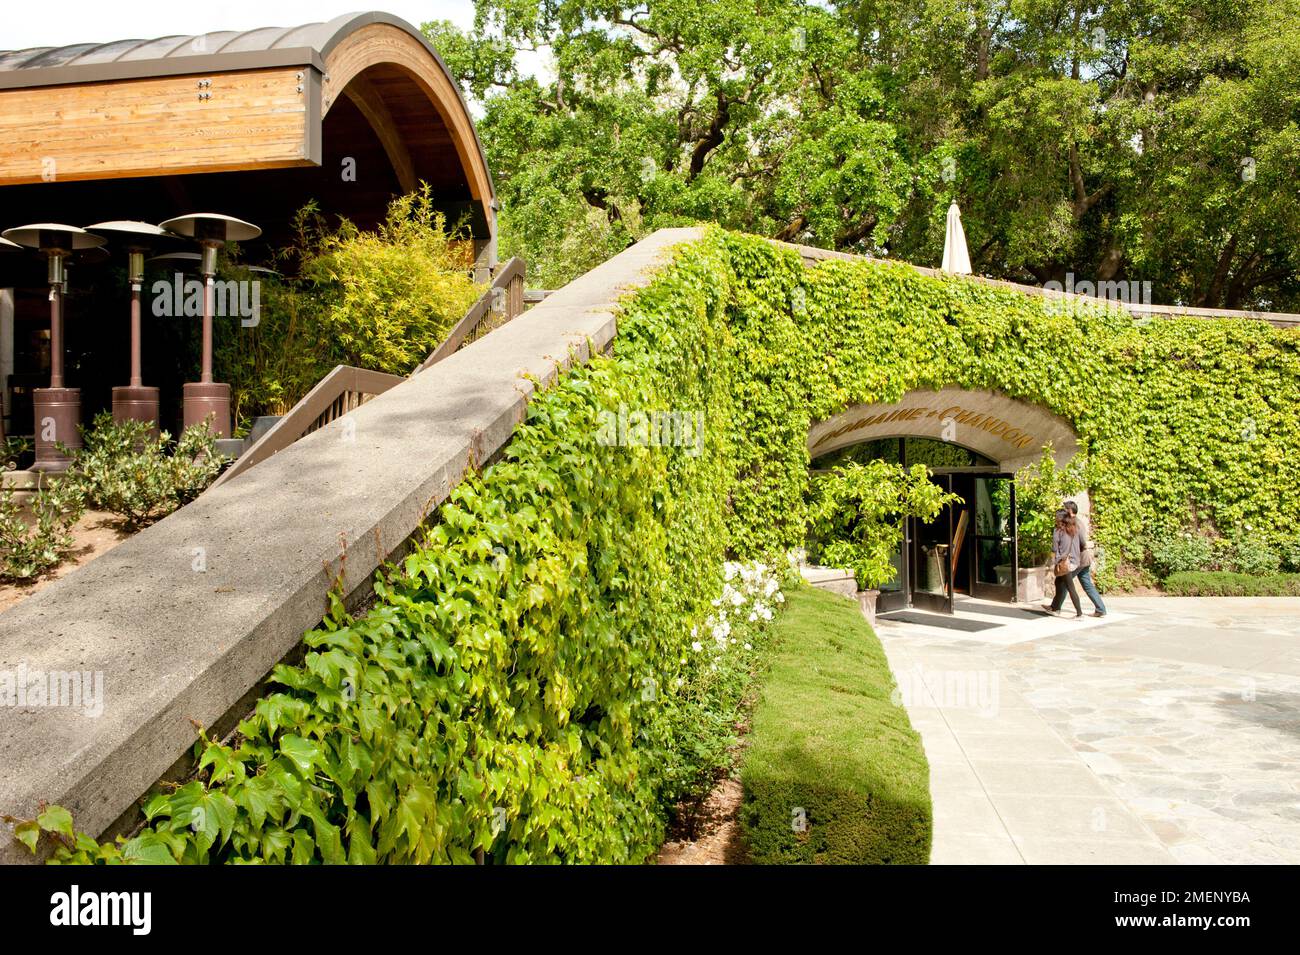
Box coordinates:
[909,473,954,614]
[969,473,1019,602]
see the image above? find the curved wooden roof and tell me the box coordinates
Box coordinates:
[0,12,495,236]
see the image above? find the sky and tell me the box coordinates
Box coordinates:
[0,1,477,51]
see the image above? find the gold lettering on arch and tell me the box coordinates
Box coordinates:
[814,401,1044,455]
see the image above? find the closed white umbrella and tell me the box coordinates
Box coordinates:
[941,201,972,275]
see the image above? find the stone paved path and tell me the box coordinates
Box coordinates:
[876,595,1300,864]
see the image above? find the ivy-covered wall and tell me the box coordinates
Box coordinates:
[28,228,1298,864]
[718,231,1300,583]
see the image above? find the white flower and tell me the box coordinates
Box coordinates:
[691,641,703,652]
[744,643,753,651]
[748,611,758,622]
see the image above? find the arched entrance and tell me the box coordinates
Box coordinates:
[809,388,1082,613]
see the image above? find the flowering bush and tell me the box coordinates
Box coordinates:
[656,561,787,827]
[696,561,784,649]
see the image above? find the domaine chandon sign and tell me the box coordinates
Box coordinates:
[811,403,1039,455]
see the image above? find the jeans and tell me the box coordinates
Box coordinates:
[1051,569,1082,615]
[1076,564,1107,615]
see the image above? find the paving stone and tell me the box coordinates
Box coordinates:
[885,594,1300,863]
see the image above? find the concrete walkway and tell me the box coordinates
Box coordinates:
[877,595,1300,864]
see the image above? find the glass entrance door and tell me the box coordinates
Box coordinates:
[877,525,910,613]
[971,475,1017,601]
[910,474,954,613]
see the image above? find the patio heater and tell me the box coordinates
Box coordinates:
[158,213,261,436]
[1,223,105,472]
[86,221,181,434]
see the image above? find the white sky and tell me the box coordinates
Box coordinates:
[0,2,477,51]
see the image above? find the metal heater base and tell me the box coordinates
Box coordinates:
[32,387,82,473]
[182,381,232,437]
[112,385,161,437]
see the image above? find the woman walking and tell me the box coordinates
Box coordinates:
[1043,509,1083,618]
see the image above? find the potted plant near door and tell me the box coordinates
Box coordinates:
[806,460,959,626]
[1009,446,1085,602]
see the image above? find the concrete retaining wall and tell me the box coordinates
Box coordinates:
[0,228,702,863]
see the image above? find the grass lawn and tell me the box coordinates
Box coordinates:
[740,584,932,864]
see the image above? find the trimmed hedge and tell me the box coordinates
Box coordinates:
[1164,571,1300,597]
[740,586,931,864]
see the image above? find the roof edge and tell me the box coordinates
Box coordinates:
[0,47,325,90]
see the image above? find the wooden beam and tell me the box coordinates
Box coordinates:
[322,23,495,236]
[340,75,417,194]
[0,67,314,186]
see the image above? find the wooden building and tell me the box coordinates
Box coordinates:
[0,11,497,438]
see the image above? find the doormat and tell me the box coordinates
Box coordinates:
[876,611,1002,632]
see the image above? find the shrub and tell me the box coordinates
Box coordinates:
[1146,527,1216,578]
[65,413,226,529]
[1164,571,1300,597]
[1283,541,1300,573]
[655,562,786,823]
[2,436,29,471]
[806,461,957,589]
[740,586,931,864]
[1012,446,1085,566]
[217,189,483,430]
[1226,533,1282,576]
[0,478,85,581]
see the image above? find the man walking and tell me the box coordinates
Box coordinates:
[1064,500,1106,617]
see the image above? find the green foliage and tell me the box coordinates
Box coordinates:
[1226,533,1282,577]
[17,226,1300,863]
[1164,571,1300,597]
[437,0,1300,310]
[19,231,742,865]
[301,190,482,372]
[1013,447,1086,566]
[0,477,84,581]
[806,461,958,589]
[65,413,225,529]
[696,231,1300,589]
[2,436,29,471]
[217,189,483,429]
[740,586,932,864]
[1146,527,1217,578]
[1144,526,1281,580]
[1283,541,1300,574]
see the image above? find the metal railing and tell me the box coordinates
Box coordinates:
[209,365,403,489]
[411,256,526,374]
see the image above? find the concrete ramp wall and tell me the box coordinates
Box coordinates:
[0,228,701,862]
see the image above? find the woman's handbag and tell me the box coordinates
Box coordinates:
[1054,556,1070,576]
